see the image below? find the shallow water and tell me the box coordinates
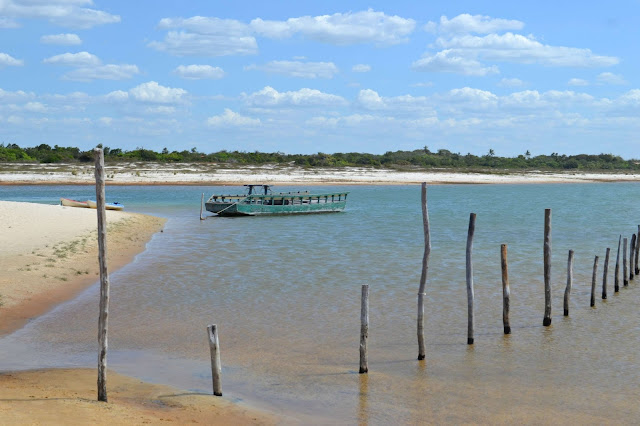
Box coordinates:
[2,183,640,423]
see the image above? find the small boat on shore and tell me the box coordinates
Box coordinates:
[205,184,348,217]
[60,198,89,208]
[87,200,124,211]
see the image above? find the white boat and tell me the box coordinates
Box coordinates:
[60,198,90,208]
[87,200,124,211]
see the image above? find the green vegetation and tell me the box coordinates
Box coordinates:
[1,142,639,171]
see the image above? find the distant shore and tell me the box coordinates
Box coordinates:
[2,162,640,185]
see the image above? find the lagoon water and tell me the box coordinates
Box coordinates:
[2,183,640,423]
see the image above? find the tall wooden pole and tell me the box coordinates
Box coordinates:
[466,213,476,344]
[207,325,223,396]
[200,193,205,220]
[417,183,431,360]
[614,235,621,292]
[630,234,636,281]
[635,225,640,275]
[564,250,574,316]
[94,148,110,402]
[359,284,369,374]
[590,256,599,307]
[543,209,552,326]
[623,237,629,286]
[501,244,511,334]
[602,248,610,299]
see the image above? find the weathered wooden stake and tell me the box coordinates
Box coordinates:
[207,324,222,396]
[602,248,610,299]
[623,237,629,286]
[466,213,476,344]
[615,235,621,292]
[630,234,636,281]
[564,250,574,316]
[417,183,431,360]
[590,256,599,307]
[635,225,640,275]
[200,193,205,220]
[94,148,110,402]
[543,208,552,326]
[501,244,511,334]
[359,284,369,374]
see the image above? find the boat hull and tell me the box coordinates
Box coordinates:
[60,198,89,208]
[87,200,124,211]
[206,201,347,216]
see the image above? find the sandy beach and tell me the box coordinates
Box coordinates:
[2,162,640,185]
[0,201,276,425]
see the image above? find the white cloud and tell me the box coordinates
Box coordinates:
[129,81,187,103]
[245,60,338,79]
[0,17,19,28]
[0,0,120,29]
[411,82,434,88]
[145,106,176,115]
[568,78,589,86]
[412,50,499,76]
[207,108,261,127]
[63,64,140,81]
[43,51,100,66]
[498,78,525,87]
[244,86,347,107]
[352,64,371,73]
[428,14,524,34]
[445,87,498,106]
[597,72,627,85]
[149,17,257,56]
[98,117,113,125]
[173,64,225,80]
[0,52,23,67]
[40,33,82,45]
[23,102,47,113]
[250,9,415,46]
[357,89,386,109]
[0,88,33,101]
[435,33,619,67]
[104,90,129,102]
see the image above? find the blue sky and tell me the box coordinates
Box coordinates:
[1,1,639,157]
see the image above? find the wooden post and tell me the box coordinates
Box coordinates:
[543,209,552,326]
[623,237,629,286]
[417,183,431,360]
[207,324,222,396]
[359,284,369,374]
[615,235,621,292]
[635,225,640,275]
[564,250,574,316]
[501,244,510,334]
[602,248,610,299]
[200,193,205,220]
[630,234,636,281]
[590,256,599,307]
[466,213,476,344]
[94,148,110,403]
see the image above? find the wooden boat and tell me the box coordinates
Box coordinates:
[87,200,125,211]
[60,197,90,208]
[205,184,348,217]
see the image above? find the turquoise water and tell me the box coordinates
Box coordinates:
[2,183,640,423]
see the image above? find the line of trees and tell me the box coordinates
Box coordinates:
[1,143,638,171]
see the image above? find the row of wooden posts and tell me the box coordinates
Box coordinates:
[358,183,640,374]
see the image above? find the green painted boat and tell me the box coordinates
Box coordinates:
[205,185,349,217]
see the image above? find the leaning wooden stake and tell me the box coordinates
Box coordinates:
[95,148,110,402]
[630,234,636,281]
[591,256,599,307]
[207,324,223,396]
[564,250,574,316]
[543,209,552,326]
[466,213,476,344]
[417,183,431,360]
[635,225,640,275]
[602,248,610,299]
[623,237,629,286]
[501,244,511,334]
[200,193,205,220]
[359,284,369,374]
[615,235,621,292]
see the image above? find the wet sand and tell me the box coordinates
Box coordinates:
[0,201,276,425]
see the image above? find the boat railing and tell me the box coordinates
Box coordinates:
[208,191,349,205]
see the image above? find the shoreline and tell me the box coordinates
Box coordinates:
[0,201,277,424]
[2,162,640,185]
